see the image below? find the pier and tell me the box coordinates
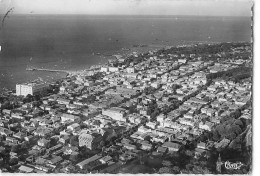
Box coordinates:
[26,66,100,75]
[26,67,71,73]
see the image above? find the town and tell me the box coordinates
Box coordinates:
[0,42,252,174]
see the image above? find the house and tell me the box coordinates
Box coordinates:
[197,142,207,150]
[108,67,119,72]
[18,165,34,173]
[198,121,214,131]
[59,135,70,145]
[124,143,137,150]
[102,107,127,122]
[63,145,78,155]
[2,109,11,115]
[99,161,124,173]
[100,67,109,72]
[26,127,37,134]
[61,114,81,123]
[76,154,102,170]
[38,138,50,148]
[35,157,47,165]
[121,138,132,144]
[162,142,181,152]
[57,98,71,105]
[119,151,137,162]
[126,67,136,73]
[138,126,151,133]
[157,146,167,154]
[49,156,63,165]
[141,143,152,151]
[0,120,8,127]
[99,155,113,164]
[6,136,19,144]
[67,123,80,132]
[24,135,37,143]
[34,126,54,137]
[46,144,63,154]
[146,121,158,129]
[13,131,27,140]
[194,148,207,159]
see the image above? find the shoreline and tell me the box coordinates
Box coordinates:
[0,41,251,95]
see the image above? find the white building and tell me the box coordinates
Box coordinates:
[16,82,49,96]
[100,67,109,72]
[108,67,119,72]
[61,114,81,123]
[102,107,127,122]
[126,67,136,73]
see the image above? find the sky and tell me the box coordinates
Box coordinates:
[0,0,253,16]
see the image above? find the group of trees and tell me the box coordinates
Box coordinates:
[81,94,96,104]
[213,118,244,142]
[124,55,145,67]
[0,93,43,111]
[206,66,251,83]
[143,87,156,95]
[146,102,160,122]
[157,42,250,56]
[87,72,104,81]
[161,101,181,115]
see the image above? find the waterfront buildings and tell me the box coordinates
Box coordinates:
[16,82,49,96]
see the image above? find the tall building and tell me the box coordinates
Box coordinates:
[78,130,103,150]
[16,82,49,96]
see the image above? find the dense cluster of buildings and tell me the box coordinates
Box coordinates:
[0,43,252,173]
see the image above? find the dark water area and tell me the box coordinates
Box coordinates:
[0,15,252,91]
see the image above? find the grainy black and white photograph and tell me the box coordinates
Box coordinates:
[0,0,254,174]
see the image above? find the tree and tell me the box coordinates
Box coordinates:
[234,119,244,128]
[172,166,180,174]
[97,141,105,150]
[70,152,79,162]
[21,141,29,150]
[185,163,193,171]
[229,136,242,151]
[162,160,173,167]
[158,167,173,174]
[192,165,211,174]
[11,145,20,153]
[70,136,79,147]
[34,94,41,101]
[50,137,59,146]
[185,150,194,157]
[9,157,18,165]
[26,94,33,102]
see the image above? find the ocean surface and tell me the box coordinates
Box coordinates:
[0,15,252,92]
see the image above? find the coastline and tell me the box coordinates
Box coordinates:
[0,41,251,95]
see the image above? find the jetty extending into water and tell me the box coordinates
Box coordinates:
[26,66,101,76]
[26,67,70,73]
